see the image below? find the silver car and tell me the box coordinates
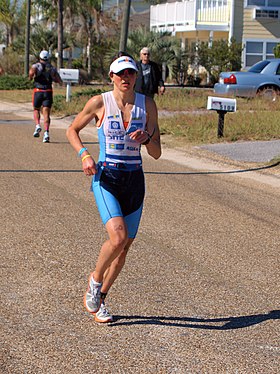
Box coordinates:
[214,59,280,100]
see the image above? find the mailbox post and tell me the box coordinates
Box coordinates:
[59,69,79,102]
[207,96,237,137]
[217,110,225,138]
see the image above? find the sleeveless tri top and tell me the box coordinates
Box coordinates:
[98,91,147,167]
[32,62,56,90]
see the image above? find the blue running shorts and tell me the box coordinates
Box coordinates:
[92,164,145,238]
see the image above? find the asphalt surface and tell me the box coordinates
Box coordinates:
[1,100,280,164]
[200,140,280,163]
[1,102,280,373]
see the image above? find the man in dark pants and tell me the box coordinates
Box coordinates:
[29,50,62,143]
[135,47,165,99]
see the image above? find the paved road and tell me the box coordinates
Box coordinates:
[1,112,280,373]
[1,100,280,164]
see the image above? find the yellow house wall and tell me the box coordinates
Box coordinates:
[243,8,280,39]
[176,31,229,45]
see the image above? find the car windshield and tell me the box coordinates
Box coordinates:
[248,60,270,73]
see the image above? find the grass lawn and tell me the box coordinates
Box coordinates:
[0,85,279,146]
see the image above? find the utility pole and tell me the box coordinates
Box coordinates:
[119,0,131,52]
[24,0,31,76]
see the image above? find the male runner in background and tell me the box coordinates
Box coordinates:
[29,50,62,143]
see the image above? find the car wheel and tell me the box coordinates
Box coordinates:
[257,86,279,102]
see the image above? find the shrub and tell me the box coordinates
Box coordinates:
[72,88,104,98]
[72,59,84,69]
[0,49,24,75]
[274,44,280,58]
[0,75,33,90]
[52,94,66,111]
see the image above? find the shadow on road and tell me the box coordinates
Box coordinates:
[110,310,280,329]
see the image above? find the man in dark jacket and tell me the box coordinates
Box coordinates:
[135,47,165,98]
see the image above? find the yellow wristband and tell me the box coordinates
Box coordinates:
[82,154,91,162]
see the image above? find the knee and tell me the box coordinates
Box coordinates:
[110,234,128,251]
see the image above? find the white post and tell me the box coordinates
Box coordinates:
[66,82,71,102]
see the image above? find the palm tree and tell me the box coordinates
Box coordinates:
[29,24,58,58]
[33,0,64,66]
[127,26,181,81]
[0,0,25,46]
[63,0,102,75]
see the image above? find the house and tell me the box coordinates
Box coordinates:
[150,0,280,69]
[102,0,150,29]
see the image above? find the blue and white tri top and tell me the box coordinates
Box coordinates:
[97,91,146,169]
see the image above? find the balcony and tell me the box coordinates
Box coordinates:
[150,0,231,34]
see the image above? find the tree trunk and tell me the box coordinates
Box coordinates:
[87,17,93,76]
[119,0,131,52]
[57,0,63,69]
[24,0,31,76]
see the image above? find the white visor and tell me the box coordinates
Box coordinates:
[110,56,138,74]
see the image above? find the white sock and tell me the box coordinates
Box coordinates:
[91,276,102,286]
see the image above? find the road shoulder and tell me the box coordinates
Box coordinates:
[1,99,279,188]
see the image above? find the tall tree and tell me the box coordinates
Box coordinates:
[65,0,101,75]
[127,27,178,63]
[0,0,25,46]
[33,0,64,64]
[24,0,31,76]
[119,0,131,52]
[57,0,63,69]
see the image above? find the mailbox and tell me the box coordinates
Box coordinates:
[59,69,79,102]
[207,96,237,137]
[59,68,79,83]
[207,96,236,112]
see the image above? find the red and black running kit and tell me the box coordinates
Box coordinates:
[32,62,57,109]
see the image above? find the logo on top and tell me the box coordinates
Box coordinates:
[109,121,121,130]
[118,57,133,64]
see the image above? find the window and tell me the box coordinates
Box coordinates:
[247,0,280,6]
[247,41,263,53]
[244,40,280,68]
[267,0,280,6]
[255,9,279,17]
[248,60,270,72]
[246,55,263,66]
[266,42,278,59]
[248,0,265,5]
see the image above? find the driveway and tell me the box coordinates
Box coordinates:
[200,140,280,163]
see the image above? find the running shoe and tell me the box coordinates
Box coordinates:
[43,131,50,143]
[94,302,113,323]
[33,125,42,137]
[84,273,102,314]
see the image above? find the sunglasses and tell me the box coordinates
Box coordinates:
[115,68,136,77]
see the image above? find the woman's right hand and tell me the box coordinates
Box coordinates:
[82,156,97,176]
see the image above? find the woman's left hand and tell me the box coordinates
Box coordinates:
[129,129,150,144]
